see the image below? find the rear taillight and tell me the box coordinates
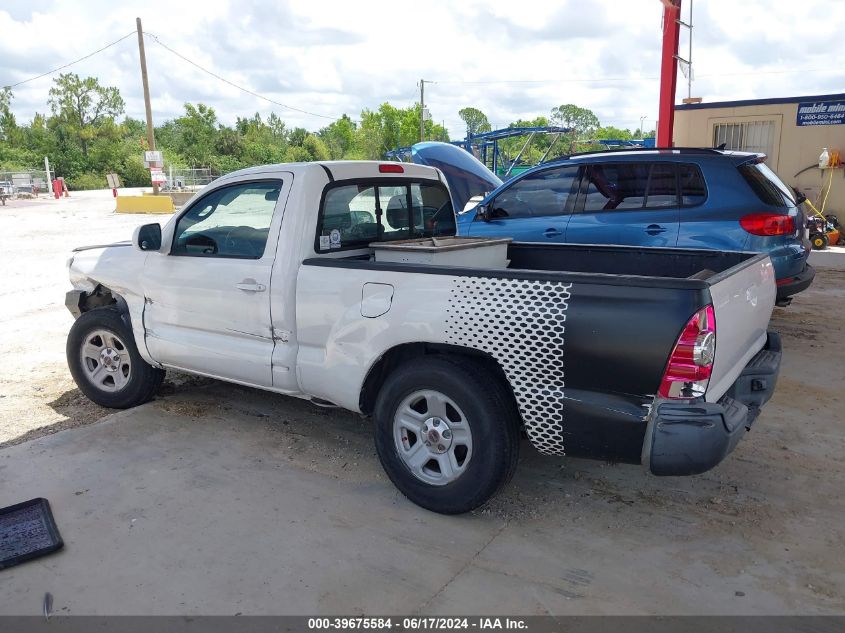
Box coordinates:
[379,163,404,173]
[659,305,716,399]
[740,213,794,236]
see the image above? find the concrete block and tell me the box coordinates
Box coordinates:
[115,195,175,214]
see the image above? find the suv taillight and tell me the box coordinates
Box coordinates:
[659,305,716,399]
[740,213,794,236]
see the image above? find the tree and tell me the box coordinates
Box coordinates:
[319,114,356,159]
[550,104,600,133]
[173,103,218,166]
[550,104,600,152]
[267,112,287,141]
[48,73,124,157]
[3,91,466,186]
[0,87,18,143]
[215,127,244,157]
[458,107,492,138]
[492,116,555,166]
[352,109,385,160]
[301,134,330,161]
[595,126,634,141]
[122,117,146,140]
[345,104,450,160]
[233,113,288,166]
[0,93,38,171]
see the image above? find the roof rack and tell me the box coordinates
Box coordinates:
[564,146,727,159]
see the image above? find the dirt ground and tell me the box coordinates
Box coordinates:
[1,191,843,613]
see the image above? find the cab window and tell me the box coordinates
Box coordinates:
[316,180,455,252]
[172,181,281,259]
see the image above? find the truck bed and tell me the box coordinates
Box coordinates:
[300,241,775,464]
[506,242,758,281]
[313,241,764,287]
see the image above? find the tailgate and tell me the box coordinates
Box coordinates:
[706,254,776,403]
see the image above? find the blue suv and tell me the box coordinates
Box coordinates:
[429,146,814,304]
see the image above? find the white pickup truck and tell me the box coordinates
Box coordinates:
[66,160,782,514]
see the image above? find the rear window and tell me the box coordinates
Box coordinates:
[738,162,795,207]
[581,162,707,211]
[316,180,455,252]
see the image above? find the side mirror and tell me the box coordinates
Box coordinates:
[476,204,491,222]
[134,223,162,251]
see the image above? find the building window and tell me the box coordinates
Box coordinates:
[713,120,775,161]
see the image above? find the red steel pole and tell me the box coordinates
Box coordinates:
[657,0,682,147]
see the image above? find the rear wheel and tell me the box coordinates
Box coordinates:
[67,308,165,409]
[373,356,520,514]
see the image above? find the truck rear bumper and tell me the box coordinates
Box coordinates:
[644,331,782,476]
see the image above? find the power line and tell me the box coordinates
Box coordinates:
[2,32,136,90]
[435,77,658,85]
[708,67,841,78]
[144,32,344,121]
[428,67,842,86]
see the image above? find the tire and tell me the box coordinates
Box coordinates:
[373,355,520,514]
[67,307,165,409]
[811,233,829,250]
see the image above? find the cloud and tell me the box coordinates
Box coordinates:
[1,0,52,21]
[1,0,844,138]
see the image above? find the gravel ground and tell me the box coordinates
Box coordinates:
[0,189,171,447]
[1,190,843,613]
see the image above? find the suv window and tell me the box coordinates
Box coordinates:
[645,163,677,208]
[172,180,281,259]
[583,163,647,211]
[739,162,795,207]
[489,165,580,219]
[582,162,708,211]
[678,163,707,206]
[316,180,454,252]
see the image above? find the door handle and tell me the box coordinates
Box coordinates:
[645,224,668,235]
[236,280,266,292]
[544,228,564,238]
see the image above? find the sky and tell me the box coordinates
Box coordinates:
[1,0,844,139]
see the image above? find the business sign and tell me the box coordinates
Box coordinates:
[150,168,166,184]
[144,150,163,168]
[797,101,845,126]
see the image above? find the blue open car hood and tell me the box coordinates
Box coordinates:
[410,142,502,213]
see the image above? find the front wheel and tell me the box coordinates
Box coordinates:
[373,356,520,514]
[67,308,165,409]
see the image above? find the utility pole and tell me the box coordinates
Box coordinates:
[136,17,159,194]
[419,79,425,142]
[657,0,681,147]
[44,156,52,192]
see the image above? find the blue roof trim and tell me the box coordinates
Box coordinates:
[675,92,845,111]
